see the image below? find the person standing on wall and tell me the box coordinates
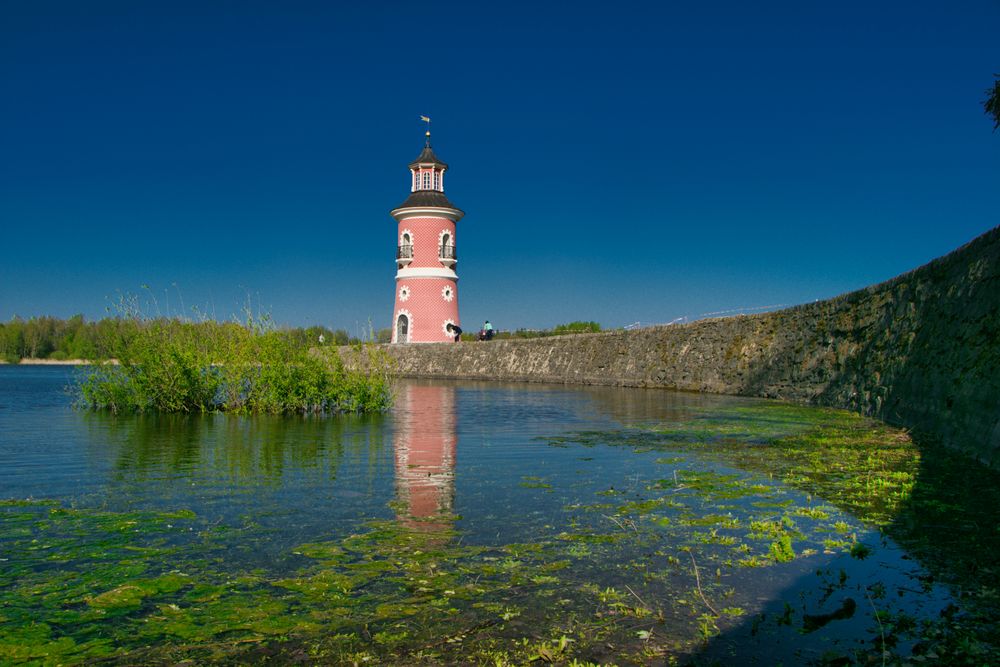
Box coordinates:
[483,320,494,341]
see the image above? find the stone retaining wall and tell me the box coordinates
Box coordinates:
[368,226,1000,465]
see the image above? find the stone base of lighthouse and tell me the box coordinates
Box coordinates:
[392,277,459,344]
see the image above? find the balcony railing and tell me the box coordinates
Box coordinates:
[438,244,457,261]
[397,244,413,260]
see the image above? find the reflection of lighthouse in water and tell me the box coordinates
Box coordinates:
[393,383,456,531]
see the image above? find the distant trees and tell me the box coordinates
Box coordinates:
[552,321,602,335]
[0,315,375,362]
[0,319,25,363]
[482,321,603,341]
[1,315,102,362]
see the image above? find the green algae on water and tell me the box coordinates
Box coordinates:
[5,398,1000,665]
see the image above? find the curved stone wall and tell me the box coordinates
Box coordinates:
[375,226,1000,465]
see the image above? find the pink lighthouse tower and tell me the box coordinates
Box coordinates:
[390,122,464,343]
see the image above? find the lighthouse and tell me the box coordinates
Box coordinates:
[390,124,464,343]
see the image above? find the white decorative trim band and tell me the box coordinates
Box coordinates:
[395,267,459,280]
[391,207,464,223]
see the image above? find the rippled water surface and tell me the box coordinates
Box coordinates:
[0,365,959,664]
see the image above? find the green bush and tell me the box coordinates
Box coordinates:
[76,314,393,415]
[552,321,601,335]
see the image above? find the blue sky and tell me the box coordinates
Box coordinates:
[1,1,997,332]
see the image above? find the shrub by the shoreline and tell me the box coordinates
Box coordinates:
[76,316,393,415]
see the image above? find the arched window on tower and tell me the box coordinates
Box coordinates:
[421,172,431,190]
[398,233,413,265]
[439,232,456,264]
[433,172,441,190]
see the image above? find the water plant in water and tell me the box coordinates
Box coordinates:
[75,298,393,415]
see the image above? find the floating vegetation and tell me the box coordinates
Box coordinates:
[519,475,553,489]
[1,500,671,664]
[542,403,1000,663]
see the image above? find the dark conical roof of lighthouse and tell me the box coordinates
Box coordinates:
[408,143,448,170]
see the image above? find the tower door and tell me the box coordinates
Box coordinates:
[396,313,409,343]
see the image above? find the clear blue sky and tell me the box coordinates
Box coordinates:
[1,1,997,332]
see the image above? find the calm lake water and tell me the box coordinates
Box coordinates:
[0,365,954,664]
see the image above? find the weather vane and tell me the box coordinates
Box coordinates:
[420,115,431,144]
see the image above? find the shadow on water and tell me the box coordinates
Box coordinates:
[556,389,1000,663]
[687,430,1000,665]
